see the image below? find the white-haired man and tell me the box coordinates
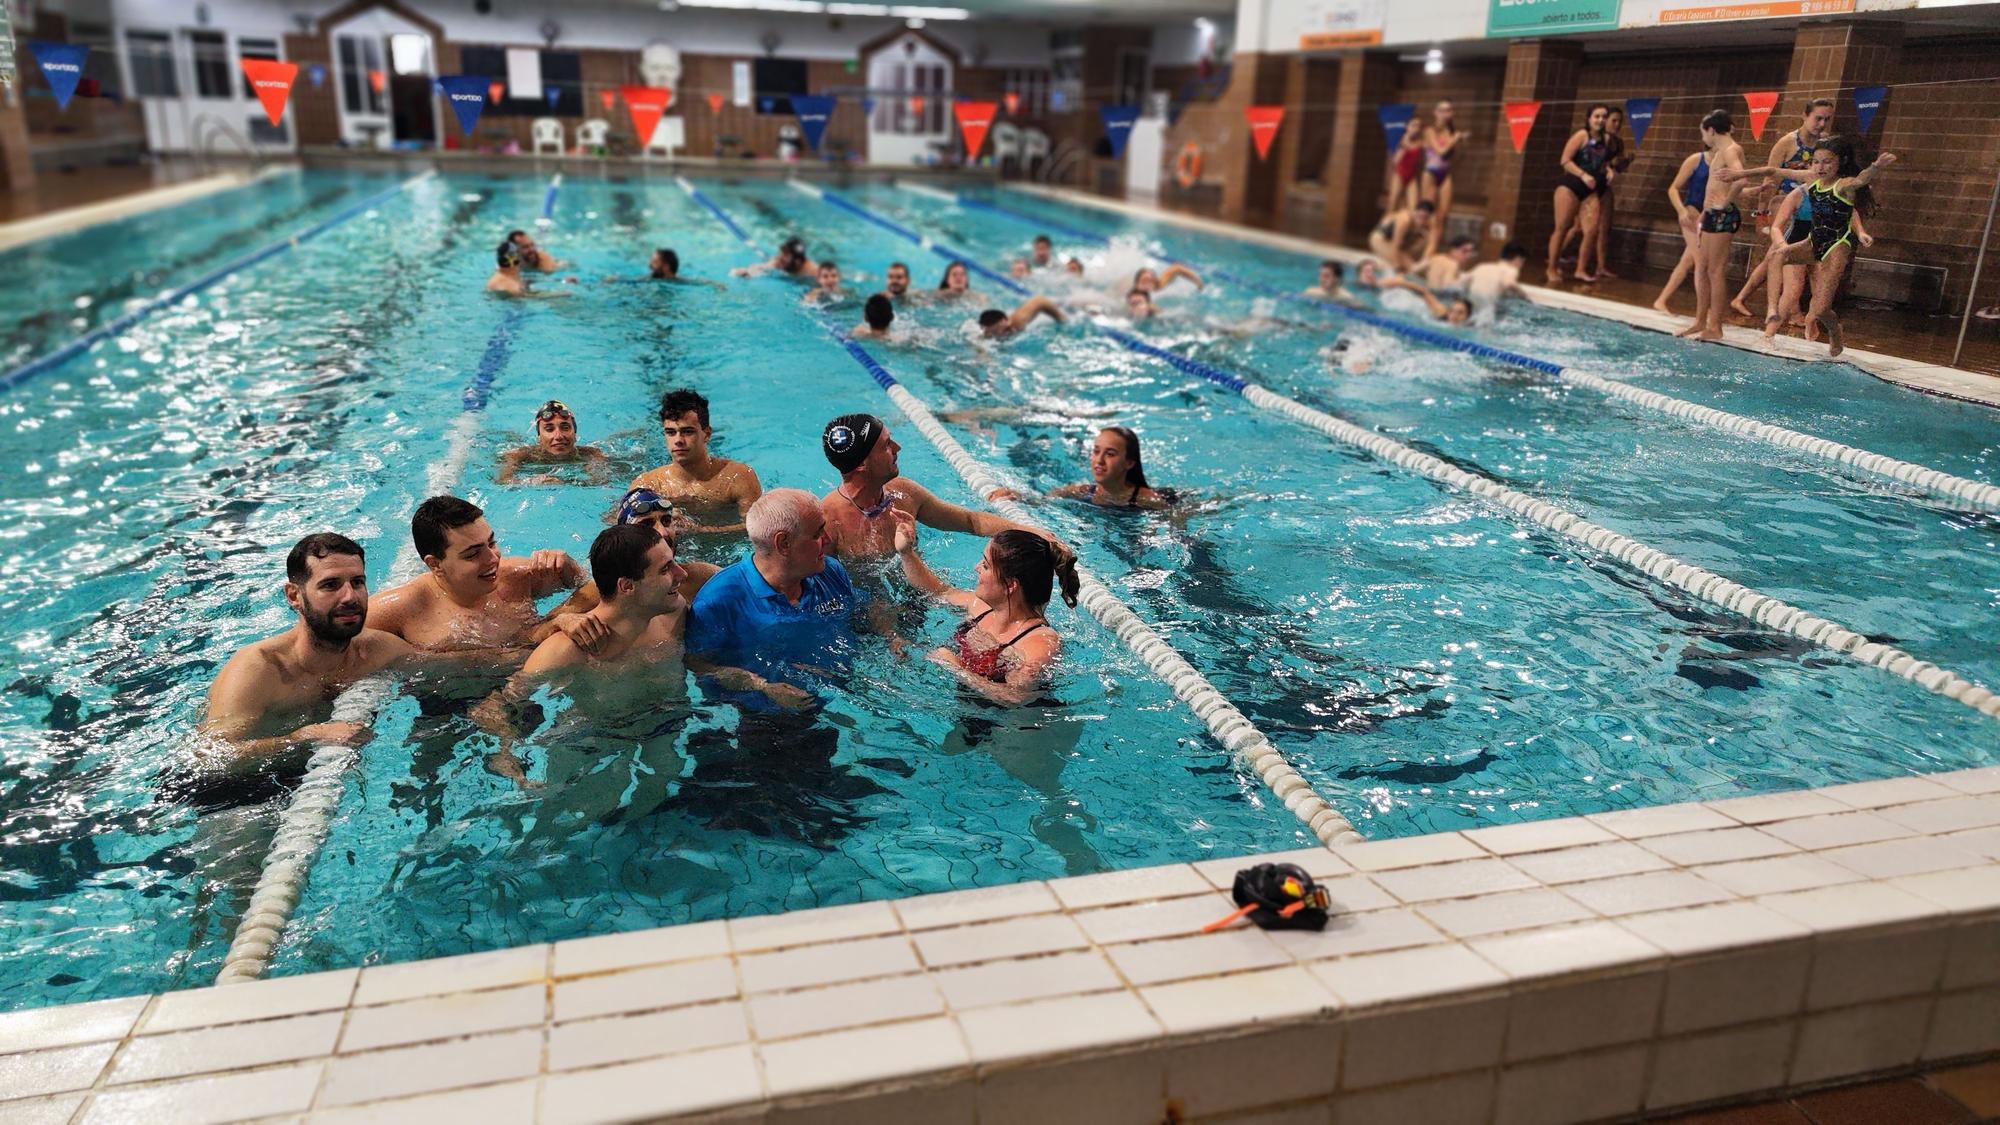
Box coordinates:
[686,488,872,709]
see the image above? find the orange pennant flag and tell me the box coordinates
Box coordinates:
[1003,91,1020,115]
[488,80,505,103]
[1245,105,1285,160]
[240,59,298,127]
[707,92,725,114]
[954,100,998,159]
[909,95,926,115]
[1742,91,1779,141]
[368,69,385,94]
[1504,100,1541,153]
[621,85,673,145]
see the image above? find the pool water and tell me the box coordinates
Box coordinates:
[0,170,1993,1013]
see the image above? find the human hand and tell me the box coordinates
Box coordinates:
[295,721,371,748]
[985,486,1022,502]
[889,508,919,555]
[1873,153,1897,169]
[529,549,573,581]
[552,612,613,654]
[1580,173,1596,190]
[1858,231,1875,249]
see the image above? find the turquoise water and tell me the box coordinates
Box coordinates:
[0,170,1994,1013]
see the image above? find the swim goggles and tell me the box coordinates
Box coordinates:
[616,488,679,527]
[535,400,574,424]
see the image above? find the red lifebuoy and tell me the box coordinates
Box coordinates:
[1174,143,1202,189]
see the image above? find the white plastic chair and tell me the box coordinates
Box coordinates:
[645,115,685,159]
[990,121,1022,172]
[1020,127,1051,176]
[575,118,610,152]
[530,117,564,156]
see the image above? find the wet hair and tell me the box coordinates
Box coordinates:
[989,530,1079,610]
[658,388,711,428]
[779,237,806,258]
[286,533,365,583]
[496,241,523,268]
[864,294,894,331]
[1319,259,1343,281]
[1125,288,1153,307]
[651,248,679,278]
[1701,109,1733,135]
[887,260,909,274]
[1033,234,1052,246]
[507,229,529,244]
[1100,426,1152,491]
[1447,234,1477,252]
[1447,297,1472,318]
[1414,201,1436,214]
[938,261,969,289]
[1499,241,1527,263]
[589,524,659,601]
[1813,136,1876,217]
[978,309,1009,330]
[412,495,484,562]
[818,259,838,274]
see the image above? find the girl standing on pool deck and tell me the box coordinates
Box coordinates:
[1416,100,1464,260]
[1546,104,1612,285]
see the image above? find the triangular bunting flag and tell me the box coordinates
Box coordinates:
[707,92,725,114]
[1377,103,1416,151]
[622,86,674,146]
[862,96,876,116]
[1854,86,1887,135]
[909,95,926,115]
[1742,91,1779,141]
[1245,105,1285,160]
[1504,100,1541,153]
[489,80,505,104]
[30,42,90,110]
[1623,98,1659,147]
[438,75,490,136]
[1003,91,1020,115]
[240,59,298,127]
[792,94,837,152]
[599,89,616,111]
[308,64,327,89]
[1100,104,1139,160]
[368,69,385,95]
[546,87,561,108]
[954,99,998,159]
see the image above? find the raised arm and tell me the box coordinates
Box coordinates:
[905,478,1039,540]
[889,509,979,609]
[1159,264,1205,291]
[1382,277,1448,319]
[1838,151,1897,195]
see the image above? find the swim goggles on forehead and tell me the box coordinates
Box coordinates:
[535,400,574,424]
[617,488,678,526]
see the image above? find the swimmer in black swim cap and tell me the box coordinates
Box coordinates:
[487,240,571,299]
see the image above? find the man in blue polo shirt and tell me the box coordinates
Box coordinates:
[687,488,868,709]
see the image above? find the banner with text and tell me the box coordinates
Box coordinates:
[1378,103,1417,151]
[1246,105,1286,160]
[438,75,490,136]
[1619,0,1858,28]
[1295,0,1388,48]
[623,85,674,146]
[1100,105,1140,159]
[1742,90,1779,140]
[29,42,88,110]
[1488,0,1621,37]
[1623,97,1659,146]
[1504,100,1542,152]
[1854,85,1886,135]
[240,59,299,126]
[954,100,998,159]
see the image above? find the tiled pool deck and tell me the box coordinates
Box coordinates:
[1,767,1996,1123]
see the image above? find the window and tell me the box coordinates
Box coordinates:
[70,20,121,97]
[126,29,178,98]
[337,35,385,115]
[1003,69,1049,117]
[459,46,580,116]
[874,63,946,135]
[188,30,229,98]
[239,37,278,99]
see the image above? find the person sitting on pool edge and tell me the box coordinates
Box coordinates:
[201,533,417,768]
[979,296,1065,340]
[803,259,850,305]
[687,488,885,711]
[890,512,1076,706]
[498,400,611,486]
[732,236,817,280]
[627,388,763,536]
[487,241,572,299]
[853,294,897,341]
[366,495,589,655]
[819,413,1040,565]
[1048,427,1174,509]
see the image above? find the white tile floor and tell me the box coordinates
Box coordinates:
[3,763,1994,1123]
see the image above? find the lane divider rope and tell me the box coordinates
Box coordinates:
[940,189,2000,513]
[216,308,519,984]
[541,172,563,221]
[3,172,435,393]
[682,179,1363,846]
[852,185,2000,722]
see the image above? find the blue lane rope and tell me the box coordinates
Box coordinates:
[818,188,1029,297]
[462,308,522,412]
[542,173,561,220]
[1097,327,1248,394]
[680,178,756,247]
[1,175,428,393]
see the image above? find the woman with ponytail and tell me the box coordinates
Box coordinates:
[890,514,1076,705]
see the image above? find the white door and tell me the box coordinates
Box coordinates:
[865,34,952,166]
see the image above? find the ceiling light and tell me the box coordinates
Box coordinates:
[1426,48,1442,60]
[1193,17,1214,30]
[678,0,826,11]
[1424,58,1444,74]
[826,2,890,13]
[906,16,924,26]
[890,5,968,19]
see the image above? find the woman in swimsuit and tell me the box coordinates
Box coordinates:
[1577,107,1631,282]
[1392,113,1427,212]
[1546,104,1611,284]
[1049,427,1173,509]
[892,518,1077,705]
[1653,148,1710,312]
[1797,138,1896,357]
[1417,100,1464,259]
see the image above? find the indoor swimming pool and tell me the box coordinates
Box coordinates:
[0,168,1993,1014]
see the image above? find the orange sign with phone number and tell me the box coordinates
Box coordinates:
[1301,29,1384,48]
[1659,0,1852,23]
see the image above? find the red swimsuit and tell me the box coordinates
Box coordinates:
[954,610,1050,682]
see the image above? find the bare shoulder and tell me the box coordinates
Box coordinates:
[522,630,583,676]
[629,467,669,493]
[366,579,426,632]
[356,628,416,670]
[892,475,939,506]
[725,458,763,492]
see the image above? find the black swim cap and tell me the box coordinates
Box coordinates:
[823,414,883,473]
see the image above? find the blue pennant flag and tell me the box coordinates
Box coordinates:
[862,96,876,116]
[1100,104,1139,160]
[437,75,489,136]
[792,94,836,151]
[1623,97,1660,147]
[1377,103,1416,151]
[308,64,327,89]
[29,42,90,111]
[545,87,561,108]
[1854,86,1886,135]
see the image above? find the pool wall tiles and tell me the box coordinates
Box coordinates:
[1,767,1998,1123]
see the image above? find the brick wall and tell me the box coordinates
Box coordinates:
[1879,35,2000,312]
[1387,60,1506,213]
